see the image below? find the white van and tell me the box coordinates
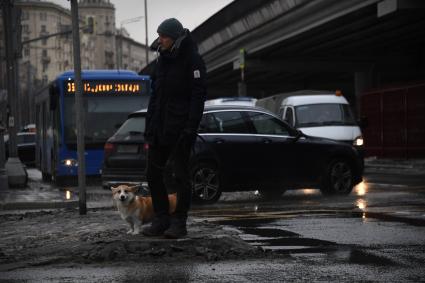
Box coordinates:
[280,94,363,146]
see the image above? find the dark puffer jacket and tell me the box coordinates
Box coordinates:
[145,29,207,146]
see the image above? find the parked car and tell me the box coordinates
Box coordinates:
[205,96,257,107]
[102,105,364,204]
[5,132,36,166]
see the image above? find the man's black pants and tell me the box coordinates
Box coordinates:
[146,138,193,218]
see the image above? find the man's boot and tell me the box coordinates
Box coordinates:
[164,215,187,239]
[142,214,170,237]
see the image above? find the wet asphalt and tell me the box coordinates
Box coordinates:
[0,166,424,281]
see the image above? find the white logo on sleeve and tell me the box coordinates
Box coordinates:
[193,70,201,79]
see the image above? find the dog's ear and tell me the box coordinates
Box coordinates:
[128,185,139,192]
[111,186,119,193]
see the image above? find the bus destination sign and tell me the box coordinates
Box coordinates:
[65,81,142,95]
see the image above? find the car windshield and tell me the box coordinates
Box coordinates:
[295,103,356,127]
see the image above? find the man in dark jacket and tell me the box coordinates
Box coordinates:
[143,18,207,238]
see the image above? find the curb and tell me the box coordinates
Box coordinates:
[0,200,115,212]
[0,200,79,211]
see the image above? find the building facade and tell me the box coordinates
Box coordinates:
[116,29,153,72]
[13,0,79,127]
[78,0,116,69]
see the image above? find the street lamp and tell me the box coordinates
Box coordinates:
[117,16,144,69]
[144,0,149,64]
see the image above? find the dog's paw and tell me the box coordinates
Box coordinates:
[127,230,134,234]
[131,230,140,235]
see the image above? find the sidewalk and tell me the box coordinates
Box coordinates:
[0,169,112,212]
[364,157,425,174]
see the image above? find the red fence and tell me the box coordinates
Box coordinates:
[361,82,425,158]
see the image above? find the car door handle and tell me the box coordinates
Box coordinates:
[262,138,272,144]
[214,138,225,144]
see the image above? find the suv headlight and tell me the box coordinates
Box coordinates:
[353,136,364,147]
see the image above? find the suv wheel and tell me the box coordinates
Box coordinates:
[191,162,221,204]
[320,159,353,195]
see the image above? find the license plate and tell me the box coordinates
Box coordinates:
[117,145,138,153]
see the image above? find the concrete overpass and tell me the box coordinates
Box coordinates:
[186,0,425,110]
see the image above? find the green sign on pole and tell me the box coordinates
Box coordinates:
[239,48,245,69]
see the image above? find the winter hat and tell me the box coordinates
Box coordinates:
[157,18,184,40]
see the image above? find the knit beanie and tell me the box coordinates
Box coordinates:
[157,18,184,40]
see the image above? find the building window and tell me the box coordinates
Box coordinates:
[22,25,29,33]
[42,49,47,57]
[42,38,47,45]
[24,48,30,56]
[41,25,46,33]
[21,11,29,21]
[40,12,47,21]
[42,75,48,84]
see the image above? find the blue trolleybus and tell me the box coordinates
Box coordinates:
[35,70,150,184]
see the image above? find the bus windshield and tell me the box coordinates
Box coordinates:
[64,95,149,146]
[295,103,356,128]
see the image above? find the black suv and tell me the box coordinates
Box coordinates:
[102,105,364,204]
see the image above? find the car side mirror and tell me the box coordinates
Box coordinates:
[293,129,304,142]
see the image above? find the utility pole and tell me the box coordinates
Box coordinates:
[144,0,149,65]
[26,62,33,125]
[1,0,27,188]
[70,0,87,215]
[0,124,7,190]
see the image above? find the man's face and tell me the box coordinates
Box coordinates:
[158,34,174,51]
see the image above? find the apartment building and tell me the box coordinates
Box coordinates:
[116,29,152,72]
[78,0,116,69]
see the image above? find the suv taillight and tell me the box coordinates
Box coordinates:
[104,143,115,157]
[143,143,149,152]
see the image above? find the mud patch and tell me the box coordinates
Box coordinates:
[0,209,269,272]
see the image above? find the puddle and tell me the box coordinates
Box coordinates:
[216,218,338,254]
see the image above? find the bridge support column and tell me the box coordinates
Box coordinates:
[355,71,373,116]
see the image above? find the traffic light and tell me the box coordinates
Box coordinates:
[84,16,95,34]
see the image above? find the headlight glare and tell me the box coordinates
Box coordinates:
[353,136,364,146]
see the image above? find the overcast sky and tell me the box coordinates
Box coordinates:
[50,0,233,45]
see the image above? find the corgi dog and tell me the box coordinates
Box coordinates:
[111,185,177,235]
